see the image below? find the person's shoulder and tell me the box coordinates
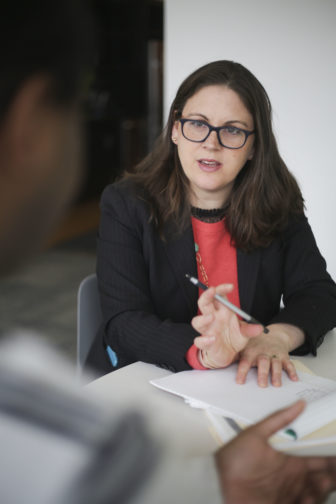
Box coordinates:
[277,212,318,247]
[101,178,144,207]
[101,178,141,201]
[0,335,159,504]
[258,213,309,252]
[100,178,150,221]
[101,178,147,202]
[284,212,309,235]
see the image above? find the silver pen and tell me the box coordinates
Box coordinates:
[186,274,269,334]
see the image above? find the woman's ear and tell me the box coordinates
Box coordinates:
[171,121,179,144]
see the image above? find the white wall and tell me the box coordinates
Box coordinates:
[164,0,336,280]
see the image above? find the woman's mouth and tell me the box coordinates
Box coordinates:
[198,159,221,172]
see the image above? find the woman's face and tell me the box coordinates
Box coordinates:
[172,84,255,208]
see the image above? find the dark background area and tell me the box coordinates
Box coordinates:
[0,1,164,363]
[46,0,163,248]
[80,0,163,202]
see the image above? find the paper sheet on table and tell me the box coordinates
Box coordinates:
[151,363,336,440]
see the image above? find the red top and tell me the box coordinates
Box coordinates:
[186,217,240,369]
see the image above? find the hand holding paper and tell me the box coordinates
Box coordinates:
[216,400,336,504]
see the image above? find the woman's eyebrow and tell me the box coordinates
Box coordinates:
[225,119,250,128]
[185,113,251,129]
[184,113,209,120]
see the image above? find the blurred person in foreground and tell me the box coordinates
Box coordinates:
[1,1,336,503]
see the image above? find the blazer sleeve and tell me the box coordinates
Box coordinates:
[95,182,197,373]
[269,215,336,355]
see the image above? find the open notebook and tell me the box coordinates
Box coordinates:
[150,362,336,448]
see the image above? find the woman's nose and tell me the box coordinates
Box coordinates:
[202,129,221,149]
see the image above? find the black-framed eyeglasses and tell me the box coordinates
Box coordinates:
[179,118,255,149]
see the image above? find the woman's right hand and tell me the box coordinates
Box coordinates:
[191,284,262,368]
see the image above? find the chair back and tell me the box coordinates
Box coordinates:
[77,273,102,375]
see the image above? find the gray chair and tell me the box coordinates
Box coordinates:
[76,273,102,376]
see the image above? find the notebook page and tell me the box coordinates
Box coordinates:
[287,390,336,438]
[150,365,336,438]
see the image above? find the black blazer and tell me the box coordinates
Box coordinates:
[86,180,336,376]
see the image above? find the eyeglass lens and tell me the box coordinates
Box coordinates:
[182,120,247,148]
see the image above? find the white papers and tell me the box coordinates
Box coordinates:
[150,365,336,439]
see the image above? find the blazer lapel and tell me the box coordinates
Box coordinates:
[163,224,198,318]
[237,248,261,314]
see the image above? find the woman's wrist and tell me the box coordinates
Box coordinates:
[198,348,238,369]
[198,349,219,369]
[266,323,305,352]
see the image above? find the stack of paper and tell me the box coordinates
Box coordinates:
[150,364,336,442]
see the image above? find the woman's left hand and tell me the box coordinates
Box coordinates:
[236,324,304,387]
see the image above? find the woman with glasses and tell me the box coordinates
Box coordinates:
[87,60,336,386]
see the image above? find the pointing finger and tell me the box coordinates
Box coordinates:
[191,313,214,333]
[197,287,217,315]
[193,334,216,350]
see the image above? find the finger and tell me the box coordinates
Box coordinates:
[252,400,306,439]
[257,354,271,388]
[283,359,299,382]
[236,357,252,384]
[191,313,214,333]
[239,321,263,338]
[305,457,335,473]
[271,357,283,387]
[197,286,217,315]
[212,285,235,312]
[214,284,234,297]
[193,334,216,350]
[301,470,336,502]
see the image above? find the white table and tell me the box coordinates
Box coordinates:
[87,359,218,457]
[86,330,336,500]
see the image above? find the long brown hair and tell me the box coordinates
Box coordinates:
[124,60,304,251]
